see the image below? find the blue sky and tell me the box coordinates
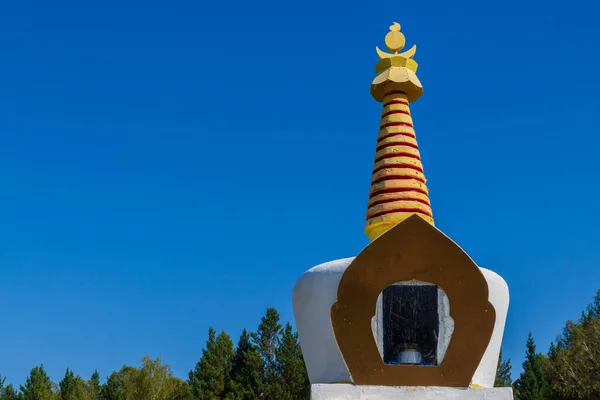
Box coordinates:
[1,0,599,385]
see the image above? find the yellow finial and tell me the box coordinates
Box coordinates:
[384,22,405,53]
[376,22,417,61]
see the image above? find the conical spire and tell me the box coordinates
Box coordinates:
[365,23,434,241]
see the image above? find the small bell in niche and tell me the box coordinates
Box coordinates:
[397,343,422,365]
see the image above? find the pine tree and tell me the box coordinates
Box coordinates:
[252,308,282,400]
[584,289,600,321]
[0,376,21,400]
[100,369,128,400]
[87,371,101,400]
[225,329,263,400]
[274,323,309,400]
[58,369,78,400]
[0,384,21,400]
[73,377,91,400]
[189,328,235,400]
[514,333,550,400]
[494,349,512,387]
[20,365,54,400]
[168,378,192,400]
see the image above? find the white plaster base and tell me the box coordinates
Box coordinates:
[311,384,513,400]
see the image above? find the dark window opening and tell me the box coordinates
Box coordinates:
[382,284,439,365]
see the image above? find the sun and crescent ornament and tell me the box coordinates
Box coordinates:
[376,22,417,60]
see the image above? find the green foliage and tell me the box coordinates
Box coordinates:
[100,370,124,400]
[514,333,550,400]
[58,369,81,400]
[585,290,600,321]
[544,290,600,399]
[225,329,262,400]
[167,378,192,400]
[128,356,191,400]
[494,349,512,387]
[0,384,22,400]
[189,328,235,400]
[99,358,190,400]
[20,365,54,400]
[87,371,101,400]
[274,323,309,400]
[0,377,20,400]
[0,308,310,400]
[252,308,283,400]
[0,307,316,400]
[101,367,132,400]
[252,309,281,372]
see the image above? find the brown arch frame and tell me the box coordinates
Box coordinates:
[331,215,495,387]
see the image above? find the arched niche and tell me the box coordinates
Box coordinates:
[371,280,454,366]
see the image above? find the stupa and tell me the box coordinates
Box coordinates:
[292,23,512,399]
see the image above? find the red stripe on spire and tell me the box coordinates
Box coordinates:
[383,99,409,107]
[371,174,426,185]
[372,162,424,174]
[374,151,421,163]
[380,121,414,130]
[369,186,428,198]
[381,109,410,118]
[368,195,430,208]
[368,208,433,219]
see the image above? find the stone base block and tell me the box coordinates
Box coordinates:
[311,384,513,399]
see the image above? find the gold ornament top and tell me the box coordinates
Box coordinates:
[371,22,422,103]
[384,22,406,53]
[375,22,418,74]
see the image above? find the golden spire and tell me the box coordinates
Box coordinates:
[365,23,433,242]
